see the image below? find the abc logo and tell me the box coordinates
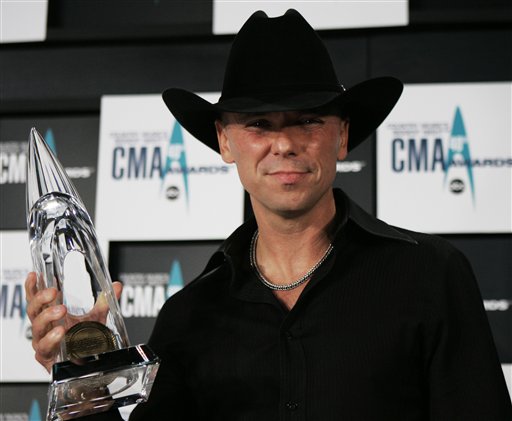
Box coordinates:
[449,179,465,194]
[166,186,180,200]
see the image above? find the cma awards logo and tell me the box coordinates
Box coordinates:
[0,128,94,185]
[120,260,184,318]
[443,107,475,204]
[0,270,31,340]
[161,121,190,205]
[391,106,512,206]
[0,399,42,420]
[111,121,230,205]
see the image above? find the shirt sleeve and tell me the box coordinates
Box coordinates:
[427,248,512,420]
[68,294,196,421]
[127,295,198,420]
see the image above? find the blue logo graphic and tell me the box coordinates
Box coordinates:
[0,280,27,335]
[161,122,189,206]
[443,107,475,205]
[390,106,490,206]
[29,399,42,421]
[19,289,28,336]
[44,128,57,155]
[167,260,184,299]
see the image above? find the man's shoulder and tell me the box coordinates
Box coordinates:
[375,225,476,296]
[339,189,464,262]
[390,224,465,261]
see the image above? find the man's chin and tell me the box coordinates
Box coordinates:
[270,199,315,219]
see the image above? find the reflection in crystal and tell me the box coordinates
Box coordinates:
[26,128,159,420]
[28,190,129,362]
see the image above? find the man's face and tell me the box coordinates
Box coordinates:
[215,110,349,218]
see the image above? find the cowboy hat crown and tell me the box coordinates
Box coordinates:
[163,9,402,152]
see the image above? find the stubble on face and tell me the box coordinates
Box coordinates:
[216,111,349,220]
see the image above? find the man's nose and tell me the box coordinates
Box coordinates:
[270,130,297,157]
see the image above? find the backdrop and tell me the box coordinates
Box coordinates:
[1,0,511,418]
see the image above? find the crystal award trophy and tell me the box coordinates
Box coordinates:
[26,128,160,420]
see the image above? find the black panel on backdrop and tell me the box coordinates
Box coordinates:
[0,384,48,418]
[370,30,512,83]
[47,0,212,39]
[44,0,512,40]
[444,235,512,363]
[0,116,99,229]
[109,241,221,345]
[0,42,231,114]
[323,37,368,90]
[333,135,375,215]
[411,0,512,23]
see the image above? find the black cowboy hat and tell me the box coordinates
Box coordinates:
[162,9,402,153]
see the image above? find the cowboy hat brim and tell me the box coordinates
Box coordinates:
[162,76,403,153]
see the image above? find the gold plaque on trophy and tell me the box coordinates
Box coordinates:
[65,321,117,360]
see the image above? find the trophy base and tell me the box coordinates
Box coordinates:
[47,344,160,421]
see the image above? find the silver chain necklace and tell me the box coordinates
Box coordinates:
[249,230,334,291]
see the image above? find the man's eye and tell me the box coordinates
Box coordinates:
[299,117,322,125]
[247,120,270,128]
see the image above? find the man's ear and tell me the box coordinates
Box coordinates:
[215,120,235,163]
[336,120,350,161]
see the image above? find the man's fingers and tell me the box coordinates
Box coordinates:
[34,325,66,373]
[26,286,59,323]
[95,282,123,311]
[25,272,65,372]
[25,275,123,373]
[112,281,123,301]
[24,271,38,302]
[86,282,123,324]
[31,304,66,343]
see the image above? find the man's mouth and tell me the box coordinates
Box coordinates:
[268,171,309,184]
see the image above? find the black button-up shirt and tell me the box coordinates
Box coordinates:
[101,189,511,420]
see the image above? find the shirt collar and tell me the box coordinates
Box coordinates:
[198,188,417,301]
[334,189,418,245]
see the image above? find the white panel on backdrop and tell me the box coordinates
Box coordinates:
[503,364,512,398]
[0,0,48,43]
[377,82,512,234]
[213,0,408,35]
[0,231,50,382]
[96,94,244,244]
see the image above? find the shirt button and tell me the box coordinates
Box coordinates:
[286,401,299,411]
[285,331,293,340]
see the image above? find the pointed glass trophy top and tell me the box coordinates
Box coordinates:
[26,127,84,219]
[26,127,130,359]
[25,128,160,420]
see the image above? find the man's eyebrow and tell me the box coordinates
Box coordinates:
[223,110,327,124]
[223,112,269,124]
[238,112,269,119]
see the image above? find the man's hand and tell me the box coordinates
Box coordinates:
[25,272,123,373]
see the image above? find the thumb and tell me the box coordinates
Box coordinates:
[112,281,123,301]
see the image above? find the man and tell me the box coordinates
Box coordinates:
[25,9,512,420]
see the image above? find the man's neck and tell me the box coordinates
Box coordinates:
[250,193,337,287]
